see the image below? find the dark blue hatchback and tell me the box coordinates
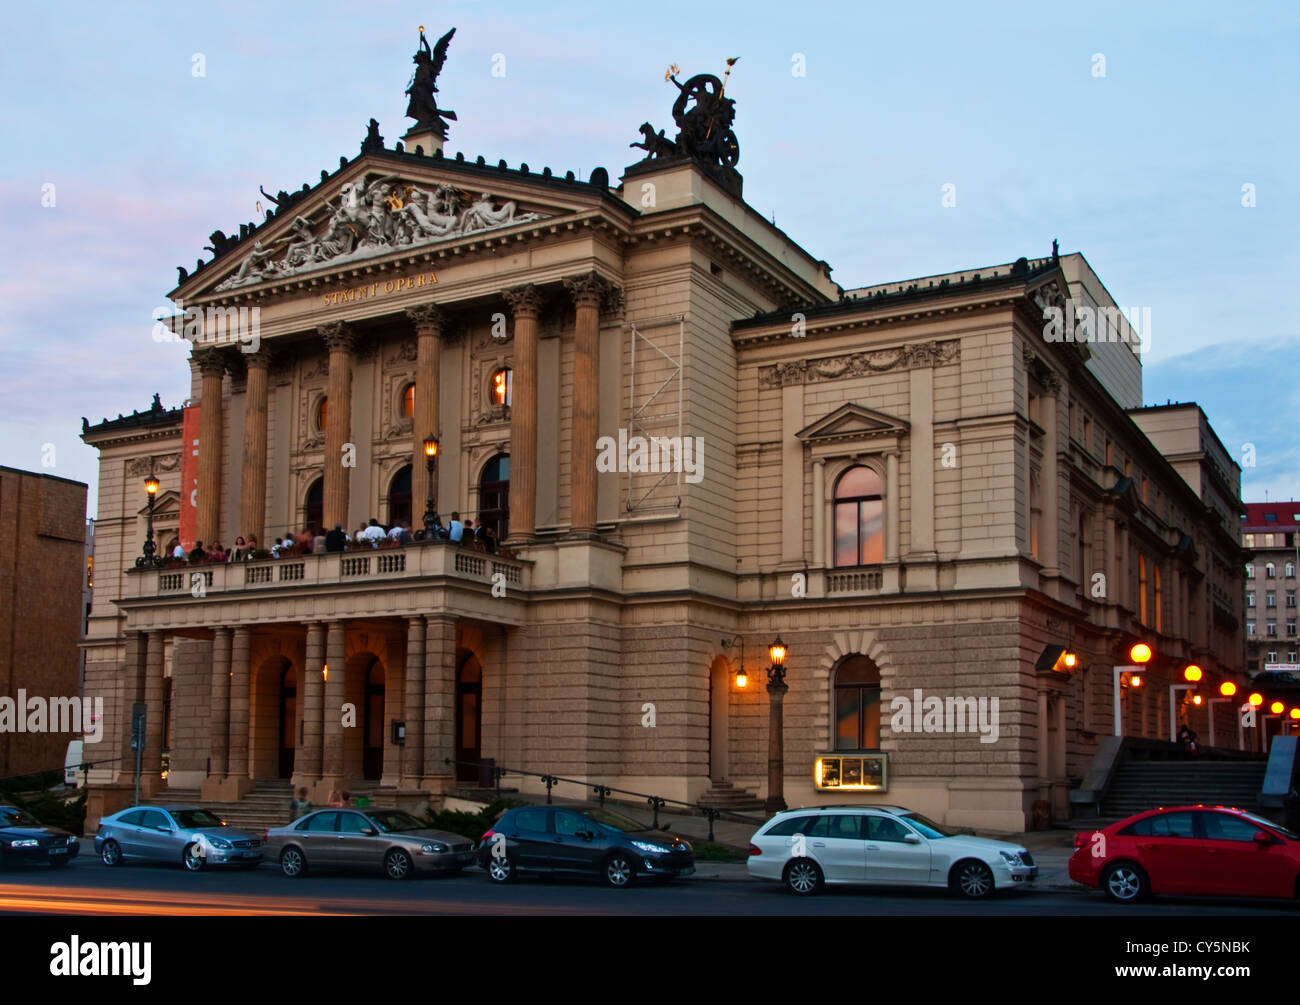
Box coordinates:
[0,805,80,869]
[478,804,694,887]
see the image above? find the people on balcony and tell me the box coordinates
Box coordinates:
[325,523,347,553]
[208,541,228,563]
[188,541,207,563]
[449,512,465,542]
[229,536,251,562]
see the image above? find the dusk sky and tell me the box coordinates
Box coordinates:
[2,0,1297,517]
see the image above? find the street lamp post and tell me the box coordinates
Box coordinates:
[765,634,788,816]
[136,473,162,568]
[421,435,440,539]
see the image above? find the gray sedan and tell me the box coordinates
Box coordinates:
[265,808,475,880]
[94,805,263,871]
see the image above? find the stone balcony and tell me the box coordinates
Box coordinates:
[118,542,532,629]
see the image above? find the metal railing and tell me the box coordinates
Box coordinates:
[443,757,763,842]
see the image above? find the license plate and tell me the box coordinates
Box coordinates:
[48,848,69,855]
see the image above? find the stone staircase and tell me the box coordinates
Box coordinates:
[152,780,297,833]
[1097,760,1268,821]
[696,780,765,812]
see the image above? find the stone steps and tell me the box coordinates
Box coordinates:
[1099,761,1268,818]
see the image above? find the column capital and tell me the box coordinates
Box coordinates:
[503,284,543,319]
[243,346,274,370]
[318,321,356,353]
[406,302,446,335]
[563,271,622,314]
[192,346,228,379]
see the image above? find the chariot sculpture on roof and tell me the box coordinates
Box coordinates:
[630,59,742,195]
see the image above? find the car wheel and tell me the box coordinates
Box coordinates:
[951,859,995,899]
[100,840,122,867]
[783,858,824,895]
[604,852,635,889]
[280,846,306,878]
[384,848,413,880]
[486,853,515,883]
[182,843,205,872]
[1101,861,1149,904]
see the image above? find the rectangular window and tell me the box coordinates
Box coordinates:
[1154,564,1162,632]
[1288,591,1296,608]
[1245,534,1255,547]
[1268,651,1278,663]
[1267,621,1278,637]
[1290,651,1298,663]
[1247,621,1256,637]
[1288,564,1296,579]
[1267,592,1277,607]
[1246,564,1255,579]
[1138,554,1148,625]
[1247,592,1255,607]
[1289,620,1297,638]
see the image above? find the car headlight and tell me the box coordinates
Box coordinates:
[421,842,447,854]
[208,836,232,850]
[67,835,78,844]
[677,839,692,852]
[630,840,669,854]
[9,839,39,849]
[999,850,1024,867]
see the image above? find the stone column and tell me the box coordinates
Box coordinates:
[422,615,457,791]
[321,620,346,789]
[208,628,232,779]
[402,616,426,786]
[298,623,325,788]
[239,349,272,542]
[811,458,825,565]
[407,305,444,516]
[1040,377,1061,575]
[564,272,608,535]
[193,348,226,546]
[115,631,147,785]
[885,450,901,562]
[319,323,355,531]
[227,627,251,791]
[765,674,789,815]
[142,631,167,795]
[505,285,542,542]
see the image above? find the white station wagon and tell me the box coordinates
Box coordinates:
[747,805,1037,898]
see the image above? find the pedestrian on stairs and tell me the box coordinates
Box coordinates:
[290,787,313,820]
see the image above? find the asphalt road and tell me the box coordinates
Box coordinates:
[1,856,1295,916]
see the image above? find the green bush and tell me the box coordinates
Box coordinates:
[422,798,520,841]
[0,787,87,836]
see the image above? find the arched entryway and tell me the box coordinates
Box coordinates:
[362,657,385,781]
[478,454,510,542]
[387,465,412,528]
[303,476,324,534]
[455,651,482,782]
[709,655,731,781]
[279,663,297,778]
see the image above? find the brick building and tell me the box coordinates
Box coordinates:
[0,466,89,778]
[79,33,1246,831]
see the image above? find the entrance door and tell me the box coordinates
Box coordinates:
[278,663,296,779]
[455,653,483,782]
[709,657,730,781]
[362,658,384,781]
[478,454,510,542]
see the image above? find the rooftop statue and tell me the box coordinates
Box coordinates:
[406,27,458,138]
[631,59,741,195]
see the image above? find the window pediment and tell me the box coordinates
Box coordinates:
[796,403,908,451]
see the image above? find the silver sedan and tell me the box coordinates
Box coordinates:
[265,808,475,880]
[94,805,263,871]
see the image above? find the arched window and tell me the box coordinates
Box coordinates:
[304,476,324,532]
[491,367,512,406]
[834,656,881,751]
[478,454,510,541]
[401,383,415,420]
[387,465,412,527]
[1246,563,1255,580]
[833,466,883,567]
[1267,563,1276,579]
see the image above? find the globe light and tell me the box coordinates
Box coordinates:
[1219,681,1237,697]
[1129,643,1153,664]
[1192,694,1203,706]
[1183,665,1203,683]
[1270,701,1285,715]
[1248,692,1264,707]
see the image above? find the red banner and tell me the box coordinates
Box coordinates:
[179,405,201,554]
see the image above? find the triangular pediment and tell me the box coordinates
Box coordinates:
[137,490,181,519]
[174,155,601,299]
[797,402,909,444]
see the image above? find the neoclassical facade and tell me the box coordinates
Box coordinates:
[80,38,1245,832]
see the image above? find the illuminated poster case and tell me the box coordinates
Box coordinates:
[814,753,888,791]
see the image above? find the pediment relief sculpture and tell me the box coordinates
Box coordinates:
[214,177,548,291]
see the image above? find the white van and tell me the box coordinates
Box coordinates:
[64,740,84,787]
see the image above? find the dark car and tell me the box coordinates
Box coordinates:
[1069,805,1300,903]
[0,805,80,869]
[479,804,695,887]
[264,808,475,880]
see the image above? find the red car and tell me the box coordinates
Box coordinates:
[1069,805,1300,904]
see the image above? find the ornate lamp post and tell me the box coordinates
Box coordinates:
[765,634,788,815]
[421,434,440,539]
[136,473,162,568]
